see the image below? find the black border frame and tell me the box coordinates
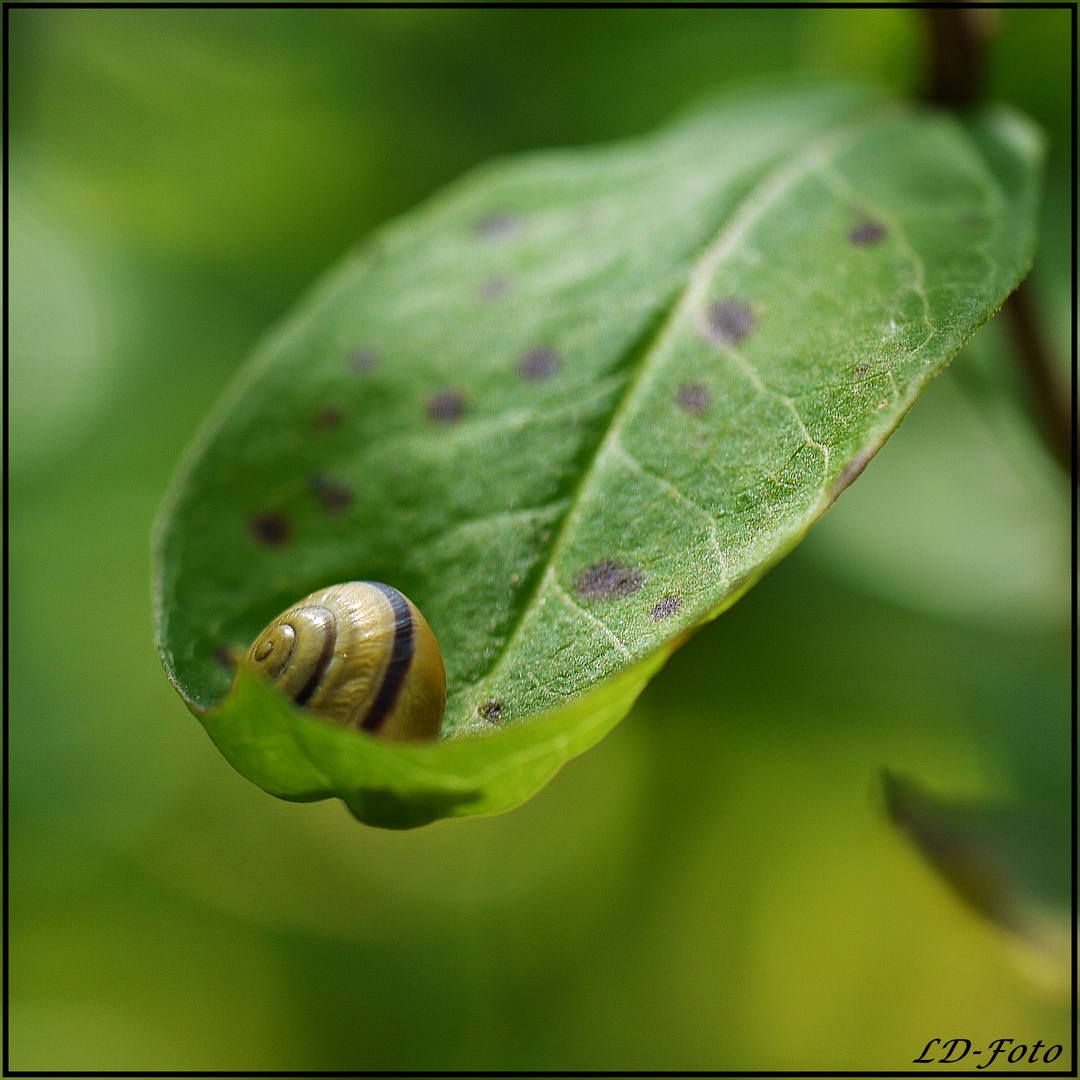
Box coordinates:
[1,2,1075,1077]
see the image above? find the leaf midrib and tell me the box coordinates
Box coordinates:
[461,109,872,721]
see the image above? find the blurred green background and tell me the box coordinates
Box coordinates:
[8,8,1071,1071]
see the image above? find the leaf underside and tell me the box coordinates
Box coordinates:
[154,82,1042,827]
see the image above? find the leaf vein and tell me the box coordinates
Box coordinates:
[471,116,867,702]
[549,576,633,660]
[610,438,729,575]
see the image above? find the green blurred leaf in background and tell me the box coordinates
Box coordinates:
[8,6,1072,1072]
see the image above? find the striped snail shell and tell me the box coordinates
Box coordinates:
[244,582,446,742]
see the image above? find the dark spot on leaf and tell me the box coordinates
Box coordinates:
[705,299,755,347]
[427,389,466,424]
[250,511,291,547]
[960,212,985,228]
[828,448,873,502]
[849,221,886,247]
[308,474,353,514]
[213,644,237,670]
[651,595,681,620]
[676,381,710,415]
[854,362,869,375]
[478,699,503,723]
[574,560,645,601]
[349,348,378,373]
[475,212,520,240]
[313,404,345,430]
[518,346,560,381]
[478,274,512,300]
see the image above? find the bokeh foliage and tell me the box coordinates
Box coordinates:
[8,7,1071,1070]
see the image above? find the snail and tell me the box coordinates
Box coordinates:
[243,582,446,742]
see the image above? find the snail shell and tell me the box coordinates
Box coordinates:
[244,582,446,742]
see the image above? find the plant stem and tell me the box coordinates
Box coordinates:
[922,7,994,109]
[923,7,1073,475]
[1002,283,1073,475]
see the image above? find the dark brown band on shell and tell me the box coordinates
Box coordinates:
[363,583,415,732]
[292,607,337,707]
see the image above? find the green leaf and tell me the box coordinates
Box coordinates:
[202,647,672,829]
[804,323,1069,631]
[884,768,1069,986]
[154,82,1043,827]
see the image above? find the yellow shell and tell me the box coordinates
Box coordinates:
[244,582,446,742]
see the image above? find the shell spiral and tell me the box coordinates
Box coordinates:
[243,582,446,742]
